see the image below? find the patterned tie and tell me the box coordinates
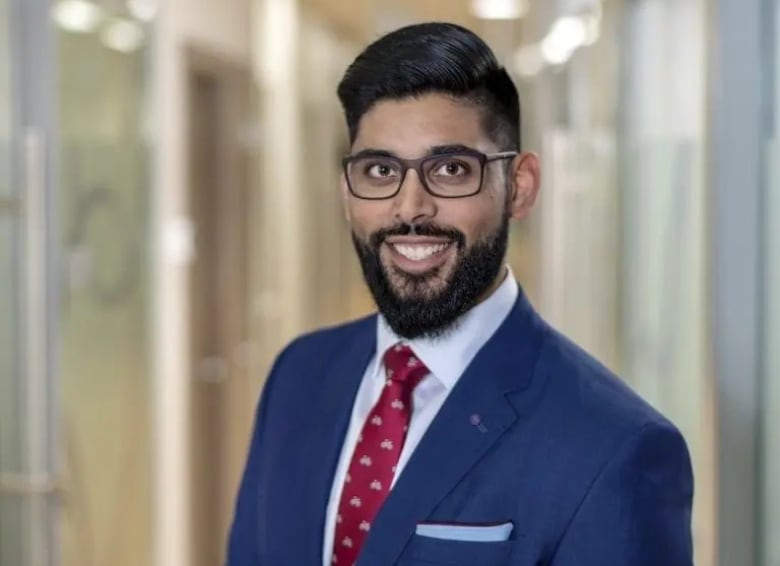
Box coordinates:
[331,344,429,565]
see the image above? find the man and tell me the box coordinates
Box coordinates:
[228,22,693,566]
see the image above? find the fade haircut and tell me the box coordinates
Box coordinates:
[337,22,521,151]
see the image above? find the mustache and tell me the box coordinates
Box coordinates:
[368,222,466,249]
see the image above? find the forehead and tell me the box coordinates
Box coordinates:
[352,92,495,158]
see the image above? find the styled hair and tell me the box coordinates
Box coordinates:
[337,22,521,151]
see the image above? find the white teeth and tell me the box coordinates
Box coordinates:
[392,243,449,261]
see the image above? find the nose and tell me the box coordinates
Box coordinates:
[392,168,437,224]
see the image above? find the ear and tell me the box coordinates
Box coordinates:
[340,173,352,223]
[508,152,541,220]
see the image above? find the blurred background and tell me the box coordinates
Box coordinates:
[0,0,777,565]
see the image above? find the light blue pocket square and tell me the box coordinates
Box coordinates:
[415,521,514,542]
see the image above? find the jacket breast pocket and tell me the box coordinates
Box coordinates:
[396,534,514,566]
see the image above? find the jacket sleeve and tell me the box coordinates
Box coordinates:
[225,345,291,566]
[549,421,694,566]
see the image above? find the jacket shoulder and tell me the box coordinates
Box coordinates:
[268,314,376,380]
[536,325,681,439]
[523,325,692,547]
[281,314,374,358]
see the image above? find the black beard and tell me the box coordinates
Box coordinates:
[351,217,509,340]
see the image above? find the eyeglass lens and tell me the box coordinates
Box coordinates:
[346,153,483,198]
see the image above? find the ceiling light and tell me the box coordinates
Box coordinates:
[470,0,528,20]
[52,0,103,33]
[101,18,145,53]
[127,0,158,22]
[583,10,602,46]
[540,16,588,65]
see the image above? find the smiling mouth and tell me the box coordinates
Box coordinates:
[390,242,451,261]
[382,238,455,276]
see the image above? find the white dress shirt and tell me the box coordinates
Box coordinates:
[322,267,519,565]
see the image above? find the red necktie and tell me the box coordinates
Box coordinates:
[331,344,429,565]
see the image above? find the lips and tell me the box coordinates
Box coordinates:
[384,237,454,274]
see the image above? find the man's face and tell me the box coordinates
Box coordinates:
[343,93,534,339]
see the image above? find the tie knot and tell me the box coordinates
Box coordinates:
[383,344,428,389]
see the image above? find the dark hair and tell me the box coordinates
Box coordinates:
[337,22,521,151]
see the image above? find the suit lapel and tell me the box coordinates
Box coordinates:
[357,293,546,565]
[295,318,377,564]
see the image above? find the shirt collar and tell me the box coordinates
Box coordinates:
[375,266,519,390]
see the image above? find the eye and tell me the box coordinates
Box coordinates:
[432,160,470,177]
[364,161,399,179]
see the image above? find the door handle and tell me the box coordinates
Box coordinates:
[0,473,61,497]
[22,128,50,477]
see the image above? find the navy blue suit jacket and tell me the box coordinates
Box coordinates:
[227,291,694,565]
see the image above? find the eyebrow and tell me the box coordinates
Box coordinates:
[349,144,477,159]
[429,144,474,155]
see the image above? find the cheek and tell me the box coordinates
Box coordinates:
[445,198,504,245]
[347,201,393,238]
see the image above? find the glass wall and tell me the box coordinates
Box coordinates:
[55,3,155,565]
[513,0,713,562]
[618,1,713,562]
[0,2,154,564]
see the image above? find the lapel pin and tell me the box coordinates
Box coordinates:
[470,414,488,433]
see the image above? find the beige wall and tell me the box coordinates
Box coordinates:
[152,2,370,564]
[176,0,252,61]
[152,0,251,565]
[250,1,371,377]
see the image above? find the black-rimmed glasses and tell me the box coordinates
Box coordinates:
[342,149,518,200]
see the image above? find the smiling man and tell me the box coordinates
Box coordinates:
[227,23,693,566]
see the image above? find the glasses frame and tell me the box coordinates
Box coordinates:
[342,148,518,200]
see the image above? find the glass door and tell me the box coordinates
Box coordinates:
[0,0,59,565]
[2,1,157,564]
[54,2,155,564]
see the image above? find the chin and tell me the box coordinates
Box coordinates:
[383,261,454,301]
